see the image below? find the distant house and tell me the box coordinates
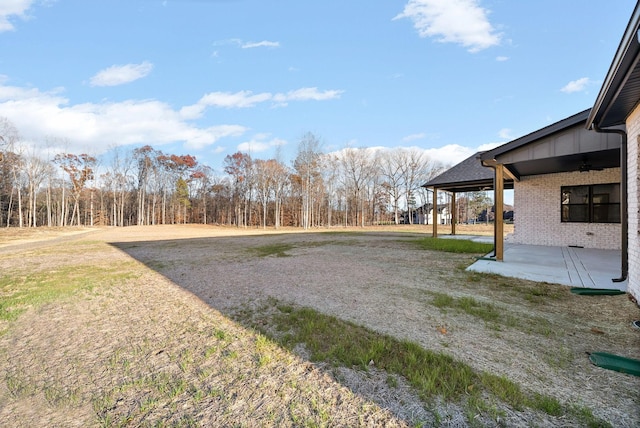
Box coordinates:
[399,203,452,225]
[586,2,640,305]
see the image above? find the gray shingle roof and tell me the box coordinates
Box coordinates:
[422,152,499,192]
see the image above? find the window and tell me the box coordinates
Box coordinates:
[561,183,620,223]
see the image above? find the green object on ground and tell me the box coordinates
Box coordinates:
[570,288,626,296]
[588,352,640,377]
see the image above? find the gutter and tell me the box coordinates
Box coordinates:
[591,124,628,282]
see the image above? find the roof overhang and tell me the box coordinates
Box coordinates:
[422,152,514,193]
[427,179,512,193]
[587,3,640,128]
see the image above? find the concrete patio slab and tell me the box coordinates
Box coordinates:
[441,236,626,291]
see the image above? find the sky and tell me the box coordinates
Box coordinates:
[0,0,637,175]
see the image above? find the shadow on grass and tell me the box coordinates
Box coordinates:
[108,232,610,428]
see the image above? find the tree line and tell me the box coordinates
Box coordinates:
[1,118,470,229]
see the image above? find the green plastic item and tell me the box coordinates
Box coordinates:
[570,288,626,296]
[588,352,640,377]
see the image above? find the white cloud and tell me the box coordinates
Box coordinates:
[212,38,243,47]
[213,38,280,50]
[199,91,273,109]
[0,0,34,32]
[402,133,426,142]
[272,87,344,105]
[477,141,504,152]
[497,128,513,140]
[242,40,280,49]
[421,144,474,167]
[89,61,154,87]
[394,0,501,52]
[0,80,247,154]
[560,77,590,94]
[329,144,475,170]
[496,56,509,62]
[237,135,286,153]
[184,87,343,115]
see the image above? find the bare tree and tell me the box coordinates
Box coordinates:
[23,152,49,227]
[112,147,134,226]
[53,153,97,226]
[224,151,252,227]
[189,165,214,225]
[340,147,376,227]
[321,154,340,227]
[400,148,437,225]
[253,159,273,228]
[294,133,323,229]
[271,159,289,229]
[133,145,160,225]
[0,118,23,227]
[378,149,406,224]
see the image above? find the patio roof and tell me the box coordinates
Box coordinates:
[481,109,621,179]
[422,152,514,193]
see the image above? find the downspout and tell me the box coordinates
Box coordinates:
[591,124,628,282]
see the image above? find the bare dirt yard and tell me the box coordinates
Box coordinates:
[0,224,638,427]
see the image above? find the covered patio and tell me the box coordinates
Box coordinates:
[473,244,624,290]
[423,109,626,291]
[439,234,625,290]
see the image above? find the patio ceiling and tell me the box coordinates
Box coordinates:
[497,148,621,178]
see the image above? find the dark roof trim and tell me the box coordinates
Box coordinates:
[587,2,640,128]
[423,152,490,188]
[423,151,514,193]
[480,109,590,161]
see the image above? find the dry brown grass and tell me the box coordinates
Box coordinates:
[0,223,636,428]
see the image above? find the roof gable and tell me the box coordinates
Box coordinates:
[481,109,591,160]
[482,109,621,178]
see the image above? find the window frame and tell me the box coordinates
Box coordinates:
[561,183,620,224]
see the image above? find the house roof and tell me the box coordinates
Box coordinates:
[481,109,621,179]
[422,152,512,192]
[587,2,640,128]
[481,109,591,159]
[425,107,622,193]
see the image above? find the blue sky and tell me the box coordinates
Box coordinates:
[0,0,636,172]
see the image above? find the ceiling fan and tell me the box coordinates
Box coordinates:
[578,156,604,172]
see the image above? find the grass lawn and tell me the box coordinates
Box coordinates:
[0,225,637,427]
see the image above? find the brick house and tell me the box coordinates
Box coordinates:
[586,2,640,305]
[425,111,621,258]
[480,109,622,251]
[425,4,640,305]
